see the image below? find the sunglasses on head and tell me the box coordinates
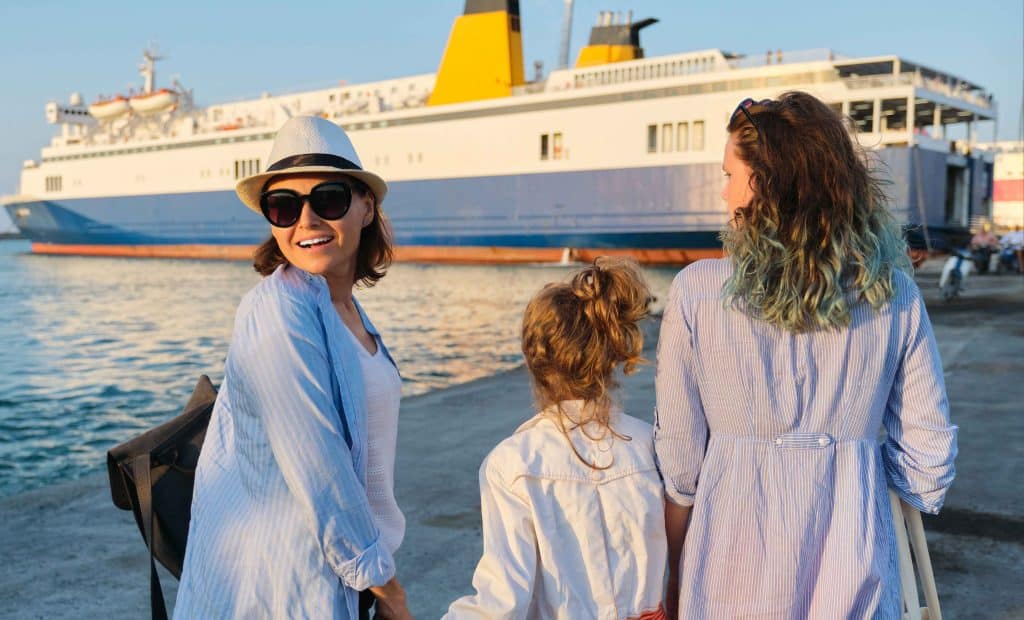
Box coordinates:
[259,180,357,228]
[731,97,772,137]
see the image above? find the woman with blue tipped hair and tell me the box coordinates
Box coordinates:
[655,91,957,618]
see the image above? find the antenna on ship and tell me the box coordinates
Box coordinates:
[139,45,164,94]
[558,0,575,70]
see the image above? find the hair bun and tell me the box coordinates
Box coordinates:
[571,265,606,302]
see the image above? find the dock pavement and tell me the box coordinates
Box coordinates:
[1,260,1021,619]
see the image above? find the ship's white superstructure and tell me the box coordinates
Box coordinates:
[5,1,998,262]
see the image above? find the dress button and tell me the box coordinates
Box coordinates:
[775,438,784,446]
[818,437,830,447]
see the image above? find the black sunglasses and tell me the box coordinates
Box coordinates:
[259,181,355,228]
[731,97,772,137]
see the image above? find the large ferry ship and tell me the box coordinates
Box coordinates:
[3,0,998,263]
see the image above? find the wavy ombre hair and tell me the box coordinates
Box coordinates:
[722,91,912,332]
[521,258,651,468]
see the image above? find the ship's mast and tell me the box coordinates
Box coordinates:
[558,0,574,70]
[139,48,163,94]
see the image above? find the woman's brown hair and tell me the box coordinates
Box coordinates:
[521,257,651,468]
[253,175,394,287]
[722,91,911,332]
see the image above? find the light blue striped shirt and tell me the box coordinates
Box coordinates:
[654,259,957,619]
[174,264,398,619]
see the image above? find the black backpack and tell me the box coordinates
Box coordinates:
[107,375,217,620]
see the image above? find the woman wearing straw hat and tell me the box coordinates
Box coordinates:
[174,116,412,620]
[655,92,957,618]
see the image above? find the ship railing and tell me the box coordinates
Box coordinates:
[843,73,993,109]
[726,48,845,69]
[544,50,732,93]
[843,73,916,90]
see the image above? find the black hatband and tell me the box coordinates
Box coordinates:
[267,153,361,172]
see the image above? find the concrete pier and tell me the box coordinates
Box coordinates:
[1,263,1021,619]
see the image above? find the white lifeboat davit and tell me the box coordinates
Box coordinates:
[88,96,131,121]
[129,88,178,116]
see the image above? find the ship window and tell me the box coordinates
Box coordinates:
[662,124,673,152]
[692,121,705,150]
[45,175,63,192]
[881,98,908,131]
[234,159,261,179]
[540,134,549,160]
[677,122,689,151]
[552,132,563,160]
[647,125,657,153]
[849,100,874,132]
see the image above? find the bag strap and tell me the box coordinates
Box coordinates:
[902,499,942,619]
[133,454,170,620]
[889,489,920,620]
[889,488,943,620]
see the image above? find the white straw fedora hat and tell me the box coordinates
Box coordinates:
[236,115,388,213]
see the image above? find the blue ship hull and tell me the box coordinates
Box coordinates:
[5,164,726,263]
[4,149,984,262]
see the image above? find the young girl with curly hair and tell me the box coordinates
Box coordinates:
[446,258,668,620]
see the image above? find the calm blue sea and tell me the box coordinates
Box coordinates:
[0,239,678,497]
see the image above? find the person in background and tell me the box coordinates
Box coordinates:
[969,222,1000,273]
[970,222,1000,250]
[174,116,411,620]
[655,92,957,618]
[445,258,668,620]
[1001,225,1024,273]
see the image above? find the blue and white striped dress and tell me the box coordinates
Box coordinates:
[174,265,398,619]
[654,259,957,619]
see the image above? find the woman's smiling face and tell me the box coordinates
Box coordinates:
[266,173,374,281]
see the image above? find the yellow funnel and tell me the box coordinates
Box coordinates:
[428,0,525,106]
[576,16,658,68]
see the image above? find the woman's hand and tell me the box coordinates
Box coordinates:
[370,577,413,620]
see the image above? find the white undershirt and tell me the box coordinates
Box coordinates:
[347,327,405,554]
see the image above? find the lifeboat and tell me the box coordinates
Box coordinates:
[88,96,131,121]
[128,88,178,116]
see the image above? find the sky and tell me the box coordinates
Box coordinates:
[0,0,1021,231]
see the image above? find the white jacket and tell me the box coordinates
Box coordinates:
[445,403,667,620]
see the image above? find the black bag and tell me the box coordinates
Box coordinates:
[107,375,217,620]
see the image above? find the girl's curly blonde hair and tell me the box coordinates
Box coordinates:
[521,257,651,468]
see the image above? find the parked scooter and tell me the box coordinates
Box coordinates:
[939,249,974,300]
